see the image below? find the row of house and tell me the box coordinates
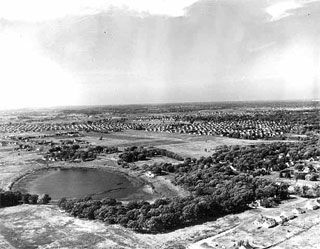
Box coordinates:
[0,121,136,134]
[143,120,292,139]
[280,159,320,181]
[254,199,320,228]
[0,112,299,140]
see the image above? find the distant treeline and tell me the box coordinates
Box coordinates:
[59,101,319,115]
[46,145,118,162]
[0,190,51,208]
[118,146,184,164]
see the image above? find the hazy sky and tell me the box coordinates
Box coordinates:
[0,0,319,109]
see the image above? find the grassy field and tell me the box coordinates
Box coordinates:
[87,130,277,157]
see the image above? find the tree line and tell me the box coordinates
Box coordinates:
[0,190,51,208]
[118,146,184,164]
[46,145,119,162]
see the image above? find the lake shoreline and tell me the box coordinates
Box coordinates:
[8,157,188,203]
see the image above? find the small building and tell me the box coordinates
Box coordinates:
[304,201,320,210]
[262,217,277,228]
[253,215,277,228]
[281,211,296,220]
[145,171,155,178]
[274,216,286,224]
[288,186,295,193]
[234,240,255,249]
[279,168,294,178]
[292,207,305,215]
[248,200,260,209]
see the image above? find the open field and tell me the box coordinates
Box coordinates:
[85,130,281,158]
[2,129,277,158]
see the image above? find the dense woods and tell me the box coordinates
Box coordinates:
[209,136,320,172]
[118,146,184,164]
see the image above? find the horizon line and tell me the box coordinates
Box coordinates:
[0,98,319,112]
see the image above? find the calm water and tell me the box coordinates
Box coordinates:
[13,168,140,200]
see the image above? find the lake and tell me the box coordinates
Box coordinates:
[12,168,144,201]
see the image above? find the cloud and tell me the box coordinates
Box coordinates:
[266,1,302,21]
[0,0,199,22]
[265,0,320,21]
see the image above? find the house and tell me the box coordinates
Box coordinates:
[304,201,320,210]
[249,200,260,209]
[262,217,277,228]
[288,186,295,193]
[292,207,305,215]
[234,240,255,249]
[253,215,277,228]
[274,216,286,224]
[280,211,296,220]
[145,171,155,178]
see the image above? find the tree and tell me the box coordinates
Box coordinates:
[58,197,67,208]
[159,213,180,229]
[145,216,163,232]
[28,194,39,204]
[301,185,310,197]
[21,193,31,204]
[101,198,117,206]
[38,194,51,204]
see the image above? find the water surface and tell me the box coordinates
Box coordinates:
[13,168,141,200]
